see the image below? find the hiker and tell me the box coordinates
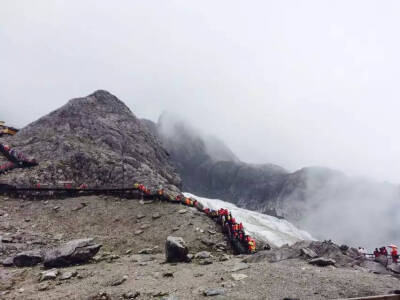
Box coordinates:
[157,188,163,200]
[238,230,244,241]
[248,238,256,253]
[392,247,398,264]
[221,213,226,226]
[227,213,232,224]
[380,247,388,256]
[374,248,380,258]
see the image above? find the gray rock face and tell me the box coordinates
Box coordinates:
[308,257,336,267]
[388,264,400,274]
[300,248,318,259]
[360,260,391,274]
[165,236,188,263]
[243,240,360,267]
[2,90,181,192]
[2,256,14,267]
[203,288,225,296]
[43,238,101,268]
[194,251,211,259]
[374,255,389,266]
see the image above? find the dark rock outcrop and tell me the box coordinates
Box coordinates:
[165,236,188,263]
[43,238,101,268]
[13,250,43,267]
[1,90,181,193]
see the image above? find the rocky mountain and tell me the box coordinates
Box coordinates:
[145,113,400,248]
[0,90,181,192]
[144,113,292,217]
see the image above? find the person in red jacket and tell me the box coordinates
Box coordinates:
[373,248,380,258]
[238,222,244,231]
[391,247,398,263]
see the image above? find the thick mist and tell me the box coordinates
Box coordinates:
[2,1,400,184]
[157,112,239,163]
[158,114,400,250]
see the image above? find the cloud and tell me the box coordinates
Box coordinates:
[1,0,400,184]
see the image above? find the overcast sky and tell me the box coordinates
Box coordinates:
[1,0,400,183]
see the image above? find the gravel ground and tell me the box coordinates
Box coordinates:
[1,196,400,300]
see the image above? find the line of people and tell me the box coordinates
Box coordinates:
[133,182,257,255]
[214,208,256,254]
[373,245,398,263]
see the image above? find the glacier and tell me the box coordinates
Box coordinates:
[184,192,314,247]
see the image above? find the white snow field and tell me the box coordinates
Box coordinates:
[184,192,314,247]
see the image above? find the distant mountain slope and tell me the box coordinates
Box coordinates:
[145,113,400,248]
[143,113,290,217]
[0,90,181,192]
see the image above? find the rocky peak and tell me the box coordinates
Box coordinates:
[1,91,181,192]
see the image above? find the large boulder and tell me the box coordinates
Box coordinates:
[300,248,318,259]
[374,255,389,267]
[13,250,43,267]
[309,257,336,267]
[43,238,101,268]
[388,263,400,274]
[360,260,391,275]
[165,236,188,263]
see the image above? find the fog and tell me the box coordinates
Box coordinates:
[158,112,400,249]
[288,168,400,250]
[1,2,400,181]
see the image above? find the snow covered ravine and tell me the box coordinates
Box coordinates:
[184,192,315,247]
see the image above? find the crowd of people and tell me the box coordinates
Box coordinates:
[134,183,257,254]
[213,208,256,254]
[373,245,398,263]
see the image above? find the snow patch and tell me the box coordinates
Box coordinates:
[184,192,314,247]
